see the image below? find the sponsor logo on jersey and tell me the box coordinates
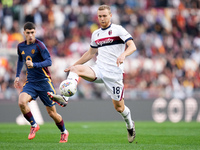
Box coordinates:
[96,38,113,46]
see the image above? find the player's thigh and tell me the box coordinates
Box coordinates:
[103,74,124,101]
[38,80,56,107]
[19,82,37,104]
[73,65,96,81]
[38,91,56,107]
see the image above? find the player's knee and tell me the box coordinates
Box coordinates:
[70,65,83,75]
[47,110,53,118]
[114,106,124,113]
[18,100,26,109]
[70,66,78,73]
[47,110,57,119]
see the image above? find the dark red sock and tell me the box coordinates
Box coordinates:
[24,111,36,125]
[56,120,66,132]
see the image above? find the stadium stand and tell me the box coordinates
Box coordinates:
[1,0,200,101]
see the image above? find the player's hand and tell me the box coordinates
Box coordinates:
[26,60,33,68]
[64,67,71,72]
[116,54,125,66]
[14,77,20,88]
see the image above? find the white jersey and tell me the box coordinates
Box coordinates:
[90,23,133,73]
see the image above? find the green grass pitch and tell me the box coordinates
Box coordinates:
[0,121,199,150]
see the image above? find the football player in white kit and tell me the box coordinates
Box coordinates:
[48,4,137,143]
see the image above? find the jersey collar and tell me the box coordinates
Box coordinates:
[25,39,36,45]
[101,23,112,30]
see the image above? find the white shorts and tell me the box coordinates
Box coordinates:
[91,65,124,101]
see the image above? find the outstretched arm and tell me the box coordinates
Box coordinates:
[64,47,98,72]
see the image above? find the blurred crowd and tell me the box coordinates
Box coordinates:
[1,0,200,101]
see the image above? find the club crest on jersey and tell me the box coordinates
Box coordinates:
[31,49,35,54]
[108,30,112,35]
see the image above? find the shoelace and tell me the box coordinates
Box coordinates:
[30,127,36,134]
[60,134,66,141]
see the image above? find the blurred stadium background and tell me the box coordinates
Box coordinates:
[0,0,200,123]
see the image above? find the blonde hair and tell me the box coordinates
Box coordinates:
[98,5,111,14]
